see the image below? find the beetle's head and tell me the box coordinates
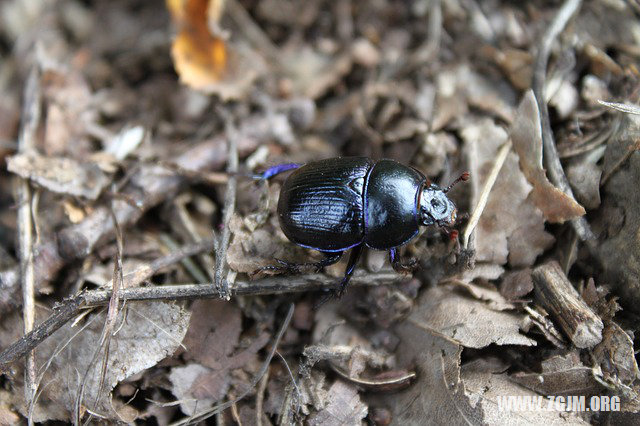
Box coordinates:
[419,184,457,228]
[419,172,469,230]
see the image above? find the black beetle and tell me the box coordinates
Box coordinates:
[256,157,467,296]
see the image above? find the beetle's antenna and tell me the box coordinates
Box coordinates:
[443,171,470,193]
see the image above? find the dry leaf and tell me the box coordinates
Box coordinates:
[169,364,216,416]
[566,157,602,210]
[167,0,226,86]
[511,352,602,396]
[406,284,536,348]
[284,47,353,100]
[510,90,586,223]
[307,381,368,426]
[41,68,97,157]
[463,359,589,425]
[499,268,534,300]
[384,324,482,424]
[12,302,190,422]
[463,118,554,267]
[7,152,111,200]
[170,300,270,415]
[167,0,260,99]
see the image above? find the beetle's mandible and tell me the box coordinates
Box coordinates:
[256,157,468,296]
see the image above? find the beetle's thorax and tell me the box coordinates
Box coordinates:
[419,184,457,228]
[363,159,425,249]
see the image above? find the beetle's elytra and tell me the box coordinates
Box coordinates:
[257,157,467,296]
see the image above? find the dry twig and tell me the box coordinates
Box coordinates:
[462,141,512,249]
[214,111,239,299]
[531,0,595,244]
[16,66,42,411]
[532,261,603,348]
[0,261,400,371]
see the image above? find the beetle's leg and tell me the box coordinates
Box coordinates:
[252,252,343,276]
[389,247,418,274]
[335,244,364,298]
[257,163,301,180]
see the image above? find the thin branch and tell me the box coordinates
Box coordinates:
[17,66,42,411]
[462,141,512,249]
[531,0,595,244]
[74,201,126,424]
[255,366,270,426]
[214,112,239,299]
[0,270,400,371]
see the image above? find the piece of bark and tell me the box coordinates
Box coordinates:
[532,261,603,349]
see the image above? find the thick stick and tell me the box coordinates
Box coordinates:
[532,261,603,348]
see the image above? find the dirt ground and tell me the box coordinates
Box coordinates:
[1,0,639,424]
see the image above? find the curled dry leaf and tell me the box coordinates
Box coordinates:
[463,118,554,267]
[406,284,536,348]
[166,0,261,99]
[384,325,480,424]
[12,301,190,422]
[307,381,368,426]
[462,359,589,425]
[510,90,586,223]
[7,152,111,200]
[511,352,602,396]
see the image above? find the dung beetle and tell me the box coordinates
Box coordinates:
[256,157,468,296]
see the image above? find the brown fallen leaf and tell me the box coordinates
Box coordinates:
[170,300,270,415]
[462,358,589,425]
[511,352,602,396]
[463,118,554,267]
[166,0,260,99]
[384,325,481,424]
[307,381,368,426]
[167,0,226,86]
[405,283,536,348]
[7,152,111,200]
[510,90,586,223]
[41,68,97,157]
[499,268,534,300]
[12,301,190,422]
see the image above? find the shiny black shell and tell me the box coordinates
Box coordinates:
[277,157,426,252]
[364,159,425,249]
